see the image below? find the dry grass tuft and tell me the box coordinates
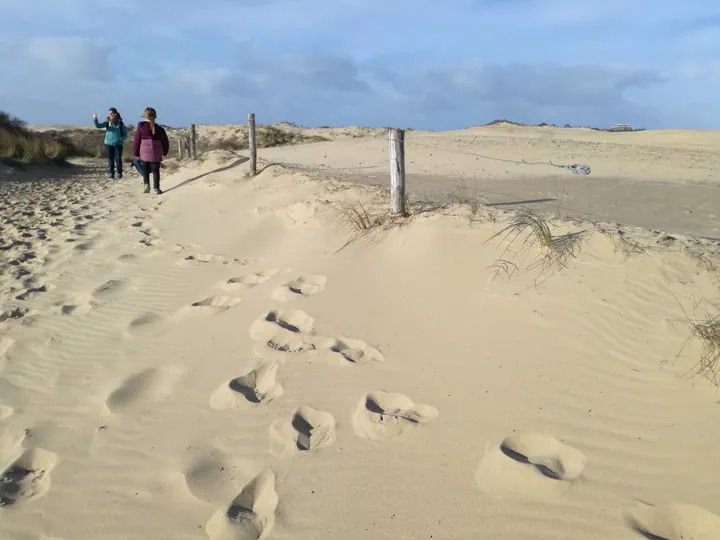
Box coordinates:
[606,229,647,260]
[331,200,405,252]
[487,209,585,276]
[335,201,378,231]
[673,298,720,387]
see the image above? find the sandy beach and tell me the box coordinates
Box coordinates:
[1,123,720,540]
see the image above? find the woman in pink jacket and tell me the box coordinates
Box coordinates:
[133,107,170,194]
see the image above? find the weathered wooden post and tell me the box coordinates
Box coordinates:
[248,113,257,176]
[177,139,184,159]
[189,124,197,160]
[389,128,406,214]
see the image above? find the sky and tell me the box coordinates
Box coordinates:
[1,0,719,130]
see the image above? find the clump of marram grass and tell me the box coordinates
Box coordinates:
[672,298,720,387]
[486,209,585,277]
[601,228,648,260]
[331,200,407,252]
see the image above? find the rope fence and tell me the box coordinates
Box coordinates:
[179,115,593,217]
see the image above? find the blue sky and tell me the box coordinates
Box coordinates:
[1,0,719,130]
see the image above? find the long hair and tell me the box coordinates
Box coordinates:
[144,107,157,135]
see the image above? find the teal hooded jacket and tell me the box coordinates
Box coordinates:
[94,118,128,146]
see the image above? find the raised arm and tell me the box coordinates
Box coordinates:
[93,117,108,129]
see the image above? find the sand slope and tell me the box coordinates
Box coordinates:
[1,128,720,540]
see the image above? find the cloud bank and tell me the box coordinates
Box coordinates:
[1,0,718,129]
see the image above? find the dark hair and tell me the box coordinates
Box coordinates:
[144,107,157,120]
[108,107,122,122]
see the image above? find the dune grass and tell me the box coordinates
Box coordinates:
[487,209,585,276]
[0,111,68,165]
[673,298,720,387]
[331,200,407,252]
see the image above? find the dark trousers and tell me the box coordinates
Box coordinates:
[132,158,144,176]
[142,161,161,189]
[105,144,123,176]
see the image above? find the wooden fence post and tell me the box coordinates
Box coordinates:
[189,124,197,160]
[389,128,406,215]
[177,139,183,159]
[248,113,257,176]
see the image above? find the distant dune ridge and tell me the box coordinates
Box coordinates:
[0,116,720,540]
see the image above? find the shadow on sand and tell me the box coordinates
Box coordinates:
[164,157,249,193]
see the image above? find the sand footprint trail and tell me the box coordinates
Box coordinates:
[206,469,279,540]
[625,501,720,540]
[352,391,438,441]
[249,308,384,365]
[210,360,284,410]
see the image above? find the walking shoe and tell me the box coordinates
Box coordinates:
[143,185,151,194]
[117,173,123,179]
[153,188,163,195]
[107,173,115,179]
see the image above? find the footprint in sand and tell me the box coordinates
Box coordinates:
[498,432,587,481]
[271,274,327,302]
[352,391,438,441]
[328,337,384,365]
[176,295,243,318]
[126,312,166,337]
[14,284,50,302]
[0,447,58,507]
[249,309,318,354]
[624,501,720,540]
[117,253,138,263]
[92,278,131,303]
[226,270,279,290]
[51,292,97,316]
[270,406,337,457]
[0,306,35,324]
[183,451,255,506]
[210,360,283,410]
[105,366,182,414]
[474,432,586,499]
[206,469,278,540]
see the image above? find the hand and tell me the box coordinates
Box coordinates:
[93,113,98,119]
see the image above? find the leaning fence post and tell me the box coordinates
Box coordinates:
[177,139,183,159]
[248,113,257,176]
[389,128,406,214]
[189,124,197,160]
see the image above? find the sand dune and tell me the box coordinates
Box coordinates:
[1,124,720,539]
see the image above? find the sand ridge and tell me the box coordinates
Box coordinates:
[0,124,720,539]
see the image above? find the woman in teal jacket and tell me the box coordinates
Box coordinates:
[93,107,127,179]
